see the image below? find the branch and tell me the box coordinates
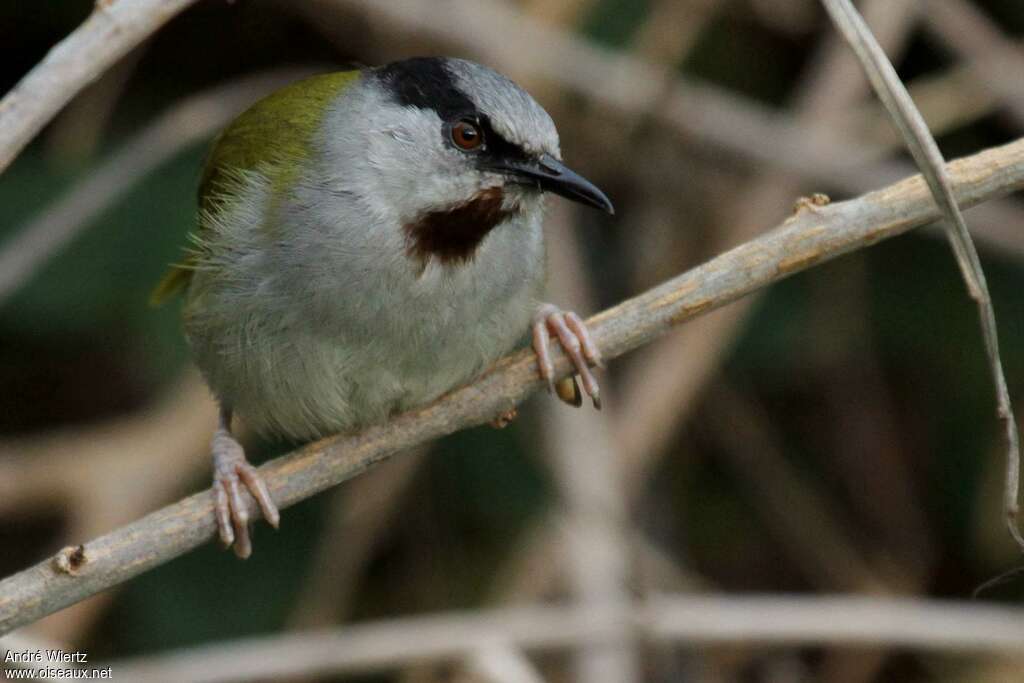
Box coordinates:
[104,594,1024,681]
[0,0,200,174]
[2,1,1021,312]
[1,136,1023,635]
[820,0,1022,548]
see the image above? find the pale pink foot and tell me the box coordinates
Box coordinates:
[212,408,280,559]
[531,303,604,409]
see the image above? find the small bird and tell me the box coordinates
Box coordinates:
[154,57,613,558]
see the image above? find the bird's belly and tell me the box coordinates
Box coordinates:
[189,265,538,441]
[185,196,545,441]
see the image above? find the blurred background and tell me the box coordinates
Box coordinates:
[2,0,1024,681]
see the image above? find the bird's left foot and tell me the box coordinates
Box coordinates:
[211,426,280,559]
[532,303,603,409]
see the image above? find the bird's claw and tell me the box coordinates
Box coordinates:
[211,430,279,559]
[532,303,603,409]
[555,376,583,407]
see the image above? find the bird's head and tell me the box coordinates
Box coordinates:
[321,57,612,265]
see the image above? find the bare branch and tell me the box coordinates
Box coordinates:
[0,372,214,640]
[820,0,1023,550]
[104,594,1024,681]
[1,135,1022,635]
[0,0,200,174]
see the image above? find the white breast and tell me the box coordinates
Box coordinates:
[184,175,546,440]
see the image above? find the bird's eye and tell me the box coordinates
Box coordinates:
[450,120,484,151]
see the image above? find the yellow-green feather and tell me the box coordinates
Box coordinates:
[150,70,360,306]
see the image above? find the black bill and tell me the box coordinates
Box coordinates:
[488,153,614,215]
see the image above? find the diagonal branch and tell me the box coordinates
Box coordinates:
[1,136,1023,635]
[0,0,201,174]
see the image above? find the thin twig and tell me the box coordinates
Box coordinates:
[0,0,201,174]
[1,135,1023,635]
[820,0,1023,550]
[103,594,1024,682]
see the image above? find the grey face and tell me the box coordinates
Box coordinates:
[375,58,559,161]
[371,57,613,217]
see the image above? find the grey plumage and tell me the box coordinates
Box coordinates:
[183,58,557,440]
[164,56,612,558]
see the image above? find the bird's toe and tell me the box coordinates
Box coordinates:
[532,304,602,409]
[211,431,279,559]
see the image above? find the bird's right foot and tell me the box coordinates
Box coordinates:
[211,428,279,559]
[531,303,603,409]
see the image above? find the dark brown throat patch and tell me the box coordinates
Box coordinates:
[404,187,514,268]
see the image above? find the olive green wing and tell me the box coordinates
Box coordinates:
[150,70,361,306]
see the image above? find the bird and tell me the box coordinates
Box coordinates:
[153,57,614,558]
